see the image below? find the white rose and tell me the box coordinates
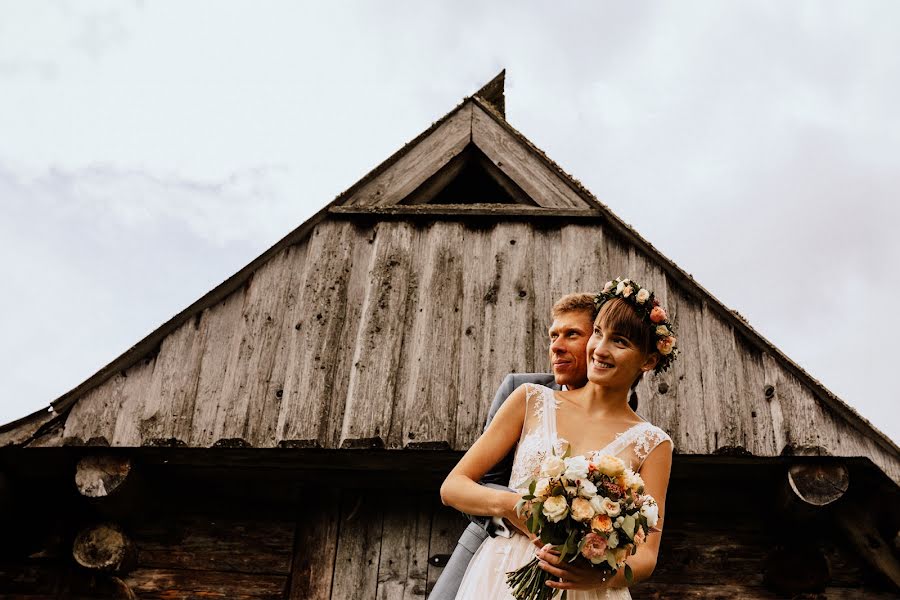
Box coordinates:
[641,502,659,527]
[542,495,569,523]
[589,495,605,514]
[571,497,595,522]
[623,469,644,492]
[601,497,621,517]
[615,281,625,294]
[596,454,626,477]
[534,477,552,498]
[578,479,598,497]
[622,285,634,298]
[636,289,650,304]
[540,456,566,478]
[607,530,619,549]
[655,325,670,336]
[564,455,590,480]
[602,281,614,293]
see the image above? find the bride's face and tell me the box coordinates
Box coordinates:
[586,320,657,388]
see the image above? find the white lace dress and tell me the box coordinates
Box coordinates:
[454,383,672,600]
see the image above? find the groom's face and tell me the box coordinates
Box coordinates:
[547,309,593,389]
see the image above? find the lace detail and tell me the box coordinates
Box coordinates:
[508,430,567,491]
[530,384,560,420]
[631,425,673,464]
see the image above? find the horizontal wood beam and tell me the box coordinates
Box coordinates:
[329,205,605,219]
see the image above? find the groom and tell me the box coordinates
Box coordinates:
[429,293,597,600]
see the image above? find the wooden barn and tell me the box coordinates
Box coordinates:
[1,72,899,599]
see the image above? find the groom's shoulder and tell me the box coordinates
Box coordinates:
[501,372,557,390]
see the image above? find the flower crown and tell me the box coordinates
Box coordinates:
[594,277,679,373]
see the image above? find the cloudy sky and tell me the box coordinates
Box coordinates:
[1,2,897,445]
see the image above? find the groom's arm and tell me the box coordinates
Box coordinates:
[460,374,521,534]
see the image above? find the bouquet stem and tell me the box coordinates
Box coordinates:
[506,556,560,600]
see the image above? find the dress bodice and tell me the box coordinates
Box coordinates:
[508,383,673,492]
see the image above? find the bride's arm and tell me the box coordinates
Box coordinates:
[439,384,528,523]
[609,439,673,587]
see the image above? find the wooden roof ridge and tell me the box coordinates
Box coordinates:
[1,76,897,465]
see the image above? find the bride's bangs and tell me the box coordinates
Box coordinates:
[597,298,655,355]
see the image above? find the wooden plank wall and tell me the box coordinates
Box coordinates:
[52,218,899,484]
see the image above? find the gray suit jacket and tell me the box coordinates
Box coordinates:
[429,373,559,600]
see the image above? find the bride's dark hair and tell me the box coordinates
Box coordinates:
[596,297,658,411]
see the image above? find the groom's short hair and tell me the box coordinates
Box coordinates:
[551,293,598,319]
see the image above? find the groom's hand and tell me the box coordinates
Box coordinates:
[533,543,614,591]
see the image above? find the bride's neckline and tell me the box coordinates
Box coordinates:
[549,388,648,458]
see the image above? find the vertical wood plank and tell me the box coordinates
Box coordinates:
[290,490,340,600]
[246,241,310,446]
[63,370,124,444]
[340,223,415,447]
[425,502,469,597]
[188,291,246,446]
[139,315,207,444]
[454,223,534,449]
[394,222,465,448]
[276,220,359,445]
[375,494,432,600]
[331,492,384,600]
[111,357,156,445]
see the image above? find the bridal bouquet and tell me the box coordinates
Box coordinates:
[506,451,659,600]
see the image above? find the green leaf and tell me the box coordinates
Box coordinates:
[624,563,634,583]
[529,479,537,496]
[622,515,636,538]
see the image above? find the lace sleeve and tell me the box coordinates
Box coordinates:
[635,425,673,469]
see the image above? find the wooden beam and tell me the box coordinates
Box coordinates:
[471,102,593,210]
[341,103,473,208]
[329,205,604,219]
[836,511,900,590]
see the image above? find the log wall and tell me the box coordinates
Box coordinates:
[44,218,898,485]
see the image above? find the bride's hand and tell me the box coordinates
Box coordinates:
[502,496,538,540]
[534,544,614,591]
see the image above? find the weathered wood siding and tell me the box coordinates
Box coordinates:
[42,217,899,483]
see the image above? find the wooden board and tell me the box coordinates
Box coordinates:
[472,104,591,210]
[393,223,465,449]
[290,490,340,600]
[330,491,385,600]
[340,223,415,448]
[343,104,472,208]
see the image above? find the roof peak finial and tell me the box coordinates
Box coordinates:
[474,69,506,118]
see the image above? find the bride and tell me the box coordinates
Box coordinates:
[440,279,676,599]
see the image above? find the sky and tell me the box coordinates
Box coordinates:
[1,1,898,446]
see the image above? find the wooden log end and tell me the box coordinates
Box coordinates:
[787,462,849,507]
[75,455,132,498]
[73,523,135,572]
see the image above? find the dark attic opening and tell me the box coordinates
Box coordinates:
[400,143,537,206]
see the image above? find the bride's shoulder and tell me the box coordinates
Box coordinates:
[632,421,674,456]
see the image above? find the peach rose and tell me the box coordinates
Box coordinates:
[571,497,595,522]
[591,513,613,532]
[649,306,667,323]
[657,336,676,355]
[580,532,608,563]
[622,285,634,298]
